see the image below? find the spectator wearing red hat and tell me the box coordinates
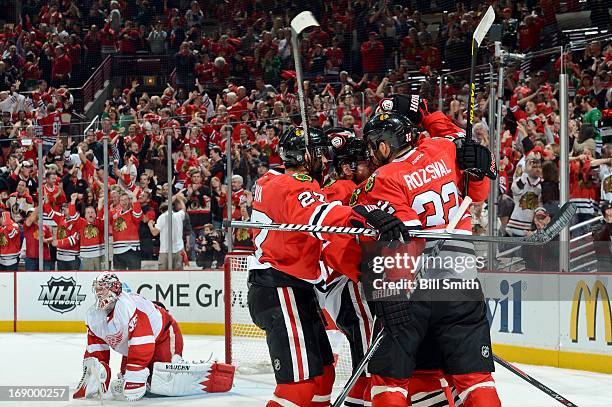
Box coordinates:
[360,32,384,74]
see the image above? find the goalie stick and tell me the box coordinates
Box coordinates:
[226,202,577,246]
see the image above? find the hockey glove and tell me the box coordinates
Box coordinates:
[73,357,111,399]
[377,94,429,126]
[351,205,410,242]
[374,292,413,338]
[454,138,497,180]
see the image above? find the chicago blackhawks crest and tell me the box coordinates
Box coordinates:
[84,224,99,239]
[114,217,128,232]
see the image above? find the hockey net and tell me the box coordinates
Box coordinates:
[224,251,354,379]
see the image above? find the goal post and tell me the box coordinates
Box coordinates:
[223,251,354,378]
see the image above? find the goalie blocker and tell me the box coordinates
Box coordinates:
[74,272,235,401]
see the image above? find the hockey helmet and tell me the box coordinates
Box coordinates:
[92,272,122,311]
[279,126,330,168]
[363,112,416,156]
[325,127,366,172]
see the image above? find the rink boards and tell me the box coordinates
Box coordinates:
[0,270,610,373]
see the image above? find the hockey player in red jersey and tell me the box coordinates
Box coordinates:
[355,111,500,407]
[322,128,371,205]
[73,272,235,401]
[320,129,375,406]
[248,126,409,407]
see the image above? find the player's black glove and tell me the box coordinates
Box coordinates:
[374,292,413,338]
[454,138,497,181]
[351,205,410,242]
[377,94,429,126]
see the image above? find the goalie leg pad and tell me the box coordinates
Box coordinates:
[72,357,111,399]
[149,360,235,396]
[451,372,500,407]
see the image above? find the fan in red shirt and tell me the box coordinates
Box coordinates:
[360,32,384,74]
[219,175,247,220]
[51,44,72,85]
[174,144,199,186]
[23,207,54,270]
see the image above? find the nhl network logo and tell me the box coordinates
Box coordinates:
[38,276,86,313]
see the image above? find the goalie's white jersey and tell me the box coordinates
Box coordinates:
[85,292,165,359]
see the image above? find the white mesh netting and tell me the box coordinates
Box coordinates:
[226,252,354,379]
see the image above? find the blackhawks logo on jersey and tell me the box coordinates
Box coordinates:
[364,173,377,192]
[0,233,7,247]
[84,224,99,239]
[57,226,67,239]
[295,129,304,137]
[293,173,312,182]
[323,178,336,188]
[33,229,39,239]
[519,192,539,210]
[113,217,127,232]
[349,188,362,206]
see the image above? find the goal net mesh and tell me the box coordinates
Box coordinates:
[224,252,354,379]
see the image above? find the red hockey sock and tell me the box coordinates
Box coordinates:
[312,364,335,406]
[345,376,370,406]
[266,380,317,407]
[370,374,410,407]
[450,372,501,407]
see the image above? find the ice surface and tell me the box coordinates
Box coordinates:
[0,333,610,406]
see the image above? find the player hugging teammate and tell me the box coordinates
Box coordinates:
[248,94,501,406]
[73,272,235,401]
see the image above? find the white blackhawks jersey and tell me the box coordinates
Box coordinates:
[506,173,542,237]
[85,292,164,358]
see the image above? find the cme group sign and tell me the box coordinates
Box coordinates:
[570,280,612,345]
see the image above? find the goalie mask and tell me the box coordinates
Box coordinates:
[279,126,330,182]
[363,113,415,165]
[93,272,122,311]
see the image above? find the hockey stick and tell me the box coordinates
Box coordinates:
[331,199,471,407]
[463,5,495,196]
[226,202,577,245]
[290,11,319,148]
[493,355,578,407]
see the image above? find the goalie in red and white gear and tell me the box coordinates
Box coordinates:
[73,272,235,401]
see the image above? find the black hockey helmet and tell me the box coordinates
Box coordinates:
[363,112,416,156]
[279,126,329,168]
[325,127,366,172]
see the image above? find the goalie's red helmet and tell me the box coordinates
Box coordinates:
[93,272,122,311]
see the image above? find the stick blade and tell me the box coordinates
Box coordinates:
[290,11,320,35]
[526,202,577,243]
[473,6,496,46]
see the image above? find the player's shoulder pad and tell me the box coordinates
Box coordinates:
[292,173,314,183]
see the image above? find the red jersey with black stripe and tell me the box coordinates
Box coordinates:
[248,169,356,285]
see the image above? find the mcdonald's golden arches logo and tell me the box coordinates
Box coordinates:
[570,280,612,345]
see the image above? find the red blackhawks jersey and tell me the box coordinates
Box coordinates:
[0,213,21,266]
[248,169,355,285]
[84,292,172,376]
[322,179,356,205]
[45,203,79,262]
[111,203,143,254]
[62,204,105,258]
[351,136,489,280]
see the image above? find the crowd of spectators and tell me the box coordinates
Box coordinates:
[0,0,610,271]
